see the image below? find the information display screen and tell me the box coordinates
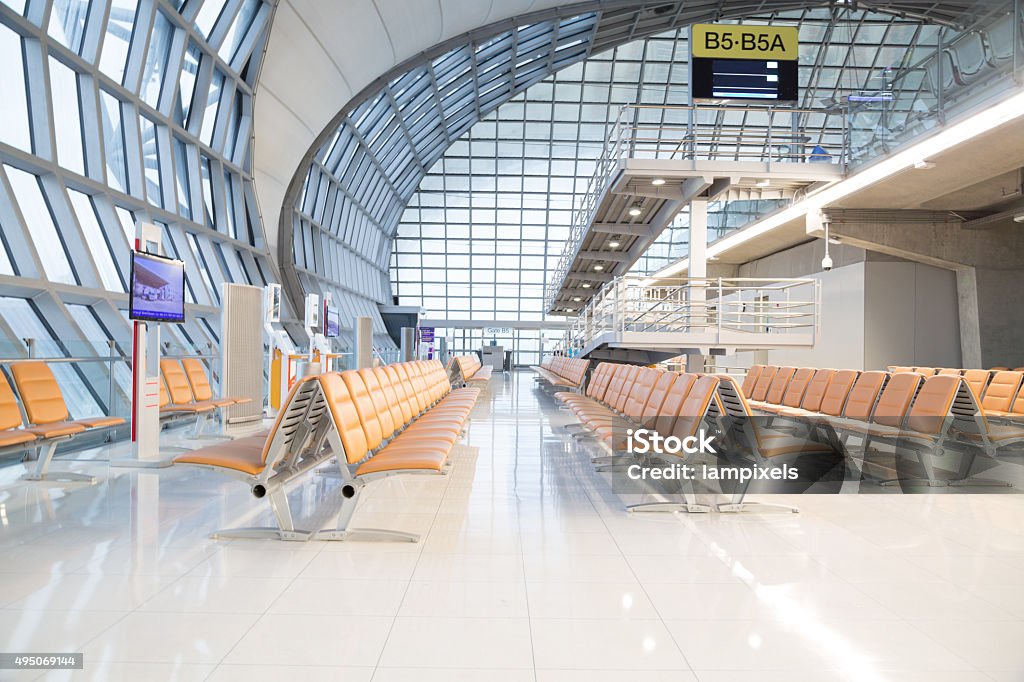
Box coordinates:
[691,57,798,101]
[325,306,340,338]
[129,251,186,323]
[690,24,799,103]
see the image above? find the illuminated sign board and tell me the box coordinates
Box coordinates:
[690,24,799,102]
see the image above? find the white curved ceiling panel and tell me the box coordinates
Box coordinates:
[254,0,572,249]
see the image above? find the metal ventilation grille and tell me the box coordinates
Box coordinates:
[221,284,264,424]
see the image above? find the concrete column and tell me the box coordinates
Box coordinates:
[956,268,982,368]
[687,198,708,372]
[355,316,373,368]
[400,327,416,362]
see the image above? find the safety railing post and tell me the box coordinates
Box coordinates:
[107,338,117,415]
[25,337,35,358]
[717,278,723,342]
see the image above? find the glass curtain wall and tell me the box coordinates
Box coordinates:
[392,6,1016,326]
[0,0,275,420]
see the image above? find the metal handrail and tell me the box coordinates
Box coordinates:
[545,103,844,311]
[558,275,820,353]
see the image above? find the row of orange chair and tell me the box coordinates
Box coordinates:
[532,356,589,390]
[892,366,1024,373]
[557,361,1019,504]
[743,364,1023,485]
[751,365,1024,421]
[159,358,251,436]
[176,359,479,541]
[0,362,125,482]
[556,362,837,512]
[449,354,492,385]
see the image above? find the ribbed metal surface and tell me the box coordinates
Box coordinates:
[221,284,265,424]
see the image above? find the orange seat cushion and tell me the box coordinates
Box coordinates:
[174,443,265,475]
[75,416,126,429]
[356,449,447,476]
[24,422,86,438]
[0,430,37,447]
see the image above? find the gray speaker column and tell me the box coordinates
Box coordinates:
[401,327,416,362]
[356,316,373,368]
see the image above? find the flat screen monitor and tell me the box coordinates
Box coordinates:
[324,306,340,338]
[690,57,798,102]
[129,251,186,323]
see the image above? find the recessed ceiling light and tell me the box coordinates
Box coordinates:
[573,297,582,302]
[756,179,770,187]
[608,241,620,249]
[651,178,666,186]
[1013,212,1024,223]
[582,283,591,288]
[628,202,642,217]
[913,159,935,169]
[564,307,573,312]
[594,265,604,271]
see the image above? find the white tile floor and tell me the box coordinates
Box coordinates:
[0,370,1022,681]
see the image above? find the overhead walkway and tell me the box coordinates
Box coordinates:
[546,104,845,315]
[562,276,820,363]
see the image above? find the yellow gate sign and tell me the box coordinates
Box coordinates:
[691,24,798,60]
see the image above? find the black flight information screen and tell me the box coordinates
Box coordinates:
[691,58,799,101]
[690,24,799,103]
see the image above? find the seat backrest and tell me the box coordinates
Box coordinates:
[319,373,373,464]
[871,372,922,428]
[937,368,961,376]
[906,374,959,435]
[601,365,631,408]
[340,370,384,449]
[1009,388,1024,416]
[367,367,404,434]
[962,369,991,400]
[652,373,696,436]
[888,366,914,373]
[260,375,327,471]
[749,366,778,402]
[981,371,1023,413]
[841,371,888,422]
[669,375,720,443]
[817,369,859,416]
[592,363,619,401]
[10,362,71,425]
[392,363,420,414]
[180,358,215,401]
[640,371,679,429]
[622,368,659,419]
[763,366,797,405]
[798,369,835,411]
[740,365,764,397]
[160,359,197,405]
[610,365,641,411]
[0,371,25,431]
[383,365,414,424]
[779,367,815,408]
[913,367,938,376]
[587,363,610,399]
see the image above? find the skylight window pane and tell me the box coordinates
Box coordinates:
[193,0,227,38]
[98,0,138,84]
[68,189,124,292]
[0,24,32,153]
[218,0,258,63]
[139,116,163,207]
[48,0,90,53]
[4,166,77,285]
[101,91,128,192]
[49,57,86,176]
[140,10,173,108]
